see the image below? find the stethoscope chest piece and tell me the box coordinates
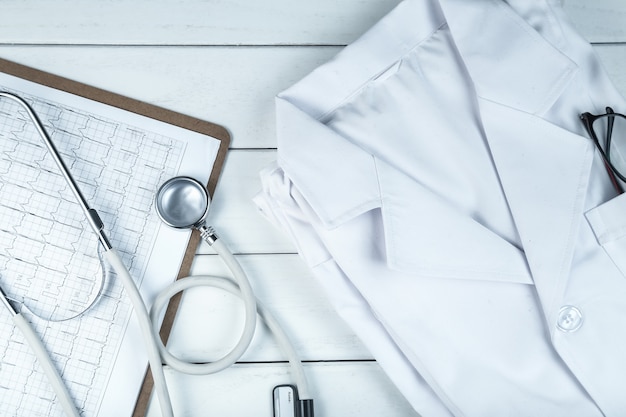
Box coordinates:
[155,176,210,230]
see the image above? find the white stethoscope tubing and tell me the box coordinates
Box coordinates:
[150,238,258,376]
[0,91,311,417]
[0,91,112,250]
[149,250,311,398]
[105,239,311,417]
[104,248,176,416]
[0,289,80,417]
[14,313,81,417]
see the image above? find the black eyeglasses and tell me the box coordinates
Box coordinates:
[580,107,626,194]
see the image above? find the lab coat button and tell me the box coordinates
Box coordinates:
[557,305,583,332]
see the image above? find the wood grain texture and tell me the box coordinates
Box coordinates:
[0,44,623,151]
[145,362,418,417]
[0,46,339,149]
[0,1,624,416]
[0,0,623,45]
[0,0,402,46]
[166,254,372,362]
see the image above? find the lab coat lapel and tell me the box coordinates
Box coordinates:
[480,102,594,329]
[276,91,535,285]
[438,0,594,327]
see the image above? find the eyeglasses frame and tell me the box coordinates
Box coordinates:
[580,107,626,194]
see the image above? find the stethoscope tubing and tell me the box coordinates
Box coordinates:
[0,91,313,416]
[107,237,312,417]
[103,248,176,417]
[150,238,258,376]
[0,288,80,417]
[0,91,112,250]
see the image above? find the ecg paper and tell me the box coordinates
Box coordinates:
[0,73,220,416]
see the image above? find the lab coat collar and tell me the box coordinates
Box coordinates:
[437,0,578,115]
[278,0,446,121]
[274,0,446,229]
[275,0,592,303]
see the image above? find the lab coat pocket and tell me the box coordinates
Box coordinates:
[586,192,626,277]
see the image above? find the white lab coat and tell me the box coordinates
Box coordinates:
[255,0,626,415]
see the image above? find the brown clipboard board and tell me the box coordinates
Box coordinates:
[0,57,230,417]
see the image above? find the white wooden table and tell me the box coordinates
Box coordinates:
[1,1,624,416]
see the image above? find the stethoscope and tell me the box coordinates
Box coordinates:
[0,92,313,417]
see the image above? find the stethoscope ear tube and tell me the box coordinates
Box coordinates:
[103,248,175,417]
[11,314,81,417]
[0,92,112,251]
[0,287,80,417]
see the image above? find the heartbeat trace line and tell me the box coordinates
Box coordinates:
[0,87,184,417]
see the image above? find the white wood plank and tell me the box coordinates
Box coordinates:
[165,254,372,362]
[145,362,420,417]
[203,150,295,255]
[0,0,402,46]
[563,0,626,43]
[0,44,624,152]
[0,0,622,45]
[0,46,339,149]
[0,2,620,417]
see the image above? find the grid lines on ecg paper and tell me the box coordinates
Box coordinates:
[0,87,185,417]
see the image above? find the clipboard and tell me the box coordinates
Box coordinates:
[0,57,230,417]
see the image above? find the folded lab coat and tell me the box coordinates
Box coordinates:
[255,0,626,415]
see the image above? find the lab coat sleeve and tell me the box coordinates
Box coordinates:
[254,164,455,417]
[274,96,381,230]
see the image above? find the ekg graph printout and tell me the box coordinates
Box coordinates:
[0,72,221,417]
